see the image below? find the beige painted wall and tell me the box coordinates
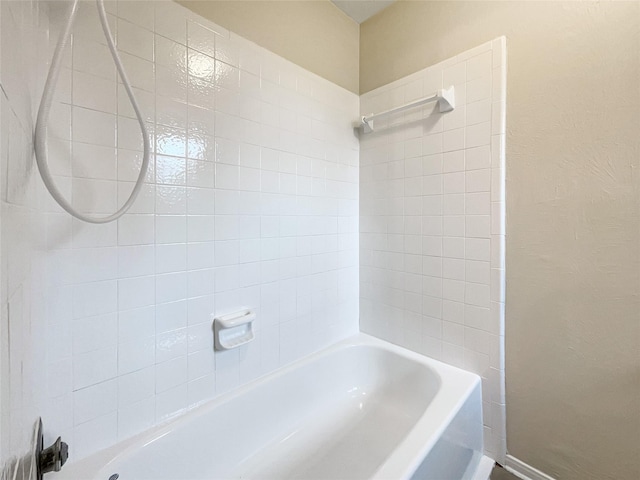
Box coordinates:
[177,0,360,93]
[362,2,640,479]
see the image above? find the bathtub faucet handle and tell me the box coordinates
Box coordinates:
[36,418,69,479]
[39,436,69,475]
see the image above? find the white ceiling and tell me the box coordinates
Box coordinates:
[331,0,396,24]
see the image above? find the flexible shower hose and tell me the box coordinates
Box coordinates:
[35,0,150,224]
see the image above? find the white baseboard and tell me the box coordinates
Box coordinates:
[504,455,556,480]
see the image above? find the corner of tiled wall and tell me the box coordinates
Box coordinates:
[359,37,507,463]
[1,0,507,470]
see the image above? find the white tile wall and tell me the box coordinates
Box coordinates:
[0,0,358,466]
[1,0,506,472]
[359,38,507,463]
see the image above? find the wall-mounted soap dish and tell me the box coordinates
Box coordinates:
[213,308,255,350]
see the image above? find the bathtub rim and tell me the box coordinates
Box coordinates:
[55,333,481,480]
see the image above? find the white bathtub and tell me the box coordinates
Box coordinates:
[55,334,492,480]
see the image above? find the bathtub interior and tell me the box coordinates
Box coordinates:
[90,343,446,480]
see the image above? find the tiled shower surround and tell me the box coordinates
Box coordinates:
[1,0,359,464]
[359,39,507,461]
[0,0,506,471]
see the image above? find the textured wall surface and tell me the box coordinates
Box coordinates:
[178,0,360,93]
[0,0,359,469]
[359,38,506,462]
[361,2,640,479]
